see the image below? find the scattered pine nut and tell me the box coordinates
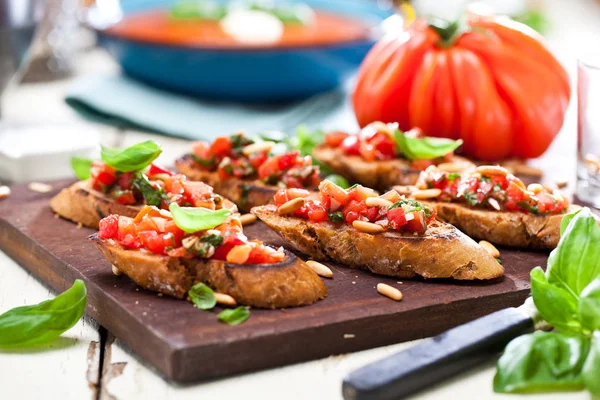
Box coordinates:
[239,213,257,226]
[353,220,385,234]
[411,188,442,200]
[214,292,237,307]
[76,222,83,229]
[157,293,163,297]
[344,334,356,339]
[556,180,568,189]
[437,162,464,173]
[365,197,393,208]
[112,265,122,276]
[527,183,544,194]
[28,182,53,193]
[306,260,333,278]
[182,236,199,249]
[393,185,417,196]
[380,190,401,202]
[377,283,403,301]
[277,197,305,215]
[54,213,59,219]
[242,141,275,155]
[476,165,509,177]
[513,164,544,177]
[487,198,501,211]
[479,240,500,258]
[0,186,11,199]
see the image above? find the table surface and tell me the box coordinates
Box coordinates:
[1,1,599,399]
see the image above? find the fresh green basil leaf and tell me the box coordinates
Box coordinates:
[393,129,463,160]
[325,174,349,189]
[494,332,590,394]
[583,333,600,396]
[547,207,600,296]
[170,0,226,20]
[169,203,231,234]
[70,157,93,180]
[218,306,250,325]
[132,173,165,207]
[531,267,581,334]
[293,125,324,157]
[560,209,582,236]
[188,283,216,310]
[0,280,87,348]
[257,130,287,144]
[101,141,162,172]
[579,278,600,333]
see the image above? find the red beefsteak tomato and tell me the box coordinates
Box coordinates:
[353,16,571,160]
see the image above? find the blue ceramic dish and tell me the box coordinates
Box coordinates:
[94,0,394,102]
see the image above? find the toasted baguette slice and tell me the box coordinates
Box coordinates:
[312,145,473,191]
[50,180,237,229]
[91,235,327,309]
[176,156,276,213]
[422,202,580,249]
[252,205,503,280]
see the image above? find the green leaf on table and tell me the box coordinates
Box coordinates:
[218,306,250,325]
[170,0,227,20]
[70,157,93,180]
[169,203,231,234]
[188,283,216,310]
[393,129,462,160]
[101,140,162,172]
[583,333,600,396]
[0,280,87,348]
[324,174,349,189]
[579,278,600,332]
[494,331,590,394]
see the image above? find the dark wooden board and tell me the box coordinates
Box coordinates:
[0,179,549,383]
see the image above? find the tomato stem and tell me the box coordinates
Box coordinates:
[428,17,470,48]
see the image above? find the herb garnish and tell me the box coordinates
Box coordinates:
[324,174,350,189]
[447,173,460,182]
[71,157,93,180]
[517,201,540,215]
[393,129,462,160]
[494,208,600,396]
[132,173,165,207]
[101,141,162,172]
[0,280,87,348]
[188,283,216,310]
[329,212,344,223]
[389,199,433,219]
[169,203,231,234]
[190,154,215,169]
[218,306,251,325]
[200,234,224,247]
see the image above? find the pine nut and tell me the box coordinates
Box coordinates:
[527,183,544,194]
[242,141,275,155]
[513,164,544,177]
[437,162,464,173]
[476,165,509,177]
[393,185,417,196]
[112,265,122,276]
[487,198,501,211]
[214,292,237,307]
[182,236,199,250]
[239,213,257,226]
[377,283,403,301]
[306,260,333,278]
[365,197,393,208]
[0,186,10,199]
[379,190,402,203]
[479,240,500,258]
[556,180,568,189]
[277,197,305,215]
[353,220,385,234]
[28,182,53,193]
[411,188,442,200]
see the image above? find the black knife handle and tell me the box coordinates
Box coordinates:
[342,307,534,400]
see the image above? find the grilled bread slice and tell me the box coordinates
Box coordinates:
[176,156,275,213]
[91,235,327,309]
[312,145,474,191]
[422,202,580,249]
[50,180,237,229]
[252,205,503,280]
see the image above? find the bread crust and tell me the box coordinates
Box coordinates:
[312,145,473,191]
[176,157,275,213]
[91,235,327,309]
[252,205,503,280]
[423,202,580,249]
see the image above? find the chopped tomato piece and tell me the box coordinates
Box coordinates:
[209,137,232,157]
[325,131,349,147]
[274,188,310,206]
[191,141,211,159]
[139,231,175,255]
[91,162,117,191]
[411,159,434,171]
[226,244,253,264]
[147,163,174,177]
[278,152,299,171]
[341,135,360,155]
[113,190,136,205]
[404,211,427,234]
[117,172,134,190]
[387,207,407,230]
[257,156,280,180]
[98,215,119,239]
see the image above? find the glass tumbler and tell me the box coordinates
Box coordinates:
[577,56,600,208]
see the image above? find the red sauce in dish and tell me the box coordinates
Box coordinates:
[105,10,370,48]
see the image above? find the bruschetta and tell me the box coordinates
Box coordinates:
[252,180,503,280]
[175,132,321,213]
[405,165,577,249]
[51,162,236,229]
[91,205,327,309]
[312,122,474,191]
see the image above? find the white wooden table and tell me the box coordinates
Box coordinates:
[1,1,599,398]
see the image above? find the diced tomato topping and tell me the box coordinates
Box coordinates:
[147,163,174,177]
[325,131,349,147]
[117,172,134,190]
[98,215,119,239]
[341,135,360,155]
[404,211,427,234]
[91,162,117,191]
[319,180,349,204]
[209,137,232,157]
[258,156,280,180]
[411,159,434,171]
[191,141,211,159]
[138,231,176,255]
[114,190,136,205]
[387,207,407,230]
[274,188,311,206]
[278,152,299,171]
[305,202,329,222]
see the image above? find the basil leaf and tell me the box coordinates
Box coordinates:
[329,212,344,223]
[560,209,582,236]
[531,267,581,334]
[494,332,590,394]
[188,283,216,310]
[0,280,87,348]
[170,0,226,20]
[293,125,324,157]
[325,174,349,189]
[169,203,231,233]
[547,208,600,296]
[218,306,250,325]
[579,278,600,332]
[101,141,162,172]
[393,129,463,160]
[70,157,93,180]
[132,173,165,207]
[583,334,600,396]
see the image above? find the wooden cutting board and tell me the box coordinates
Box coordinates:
[0,179,548,383]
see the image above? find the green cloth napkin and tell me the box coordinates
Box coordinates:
[65,74,347,140]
